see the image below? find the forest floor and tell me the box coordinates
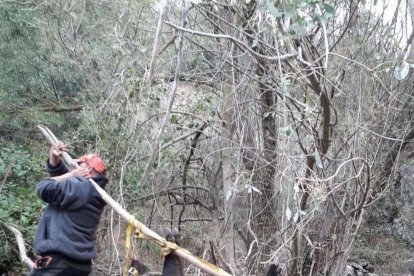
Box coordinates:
[353,230,413,274]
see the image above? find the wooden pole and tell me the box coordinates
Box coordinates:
[37,125,232,276]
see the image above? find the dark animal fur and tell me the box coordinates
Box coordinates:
[130,258,149,276]
[162,232,184,276]
[266,264,282,276]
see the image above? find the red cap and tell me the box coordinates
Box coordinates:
[76,154,107,174]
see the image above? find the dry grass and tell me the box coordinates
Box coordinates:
[353,230,413,274]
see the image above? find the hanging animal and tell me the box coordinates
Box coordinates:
[162,231,184,276]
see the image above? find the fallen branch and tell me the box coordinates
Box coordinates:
[38,125,231,276]
[42,105,83,113]
[4,224,34,269]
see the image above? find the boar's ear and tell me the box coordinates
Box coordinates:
[165,228,182,245]
[266,264,282,276]
[130,258,150,276]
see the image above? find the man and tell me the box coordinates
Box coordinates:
[29,143,108,276]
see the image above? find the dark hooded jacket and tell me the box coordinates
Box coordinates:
[34,160,107,261]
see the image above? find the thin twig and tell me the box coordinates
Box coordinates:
[138,2,189,189]
[158,34,178,56]
[316,4,329,69]
[146,0,169,85]
[347,160,371,216]
[164,21,297,61]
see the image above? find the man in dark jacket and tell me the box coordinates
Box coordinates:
[29,143,108,276]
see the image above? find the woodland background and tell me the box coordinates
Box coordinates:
[0,0,414,275]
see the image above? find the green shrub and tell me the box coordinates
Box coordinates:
[0,144,45,272]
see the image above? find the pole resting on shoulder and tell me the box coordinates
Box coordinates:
[37,125,232,276]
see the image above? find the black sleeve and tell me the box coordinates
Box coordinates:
[36,177,91,210]
[46,159,69,177]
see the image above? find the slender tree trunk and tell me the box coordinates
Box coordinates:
[146,0,169,85]
[221,83,236,273]
[407,0,414,59]
[238,2,279,272]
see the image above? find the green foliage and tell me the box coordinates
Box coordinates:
[264,0,336,34]
[0,2,84,141]
[394,61,410,80]
[0,143,46,271]
[322,3,335,16]
[2,0,411,274]
[0,0,191,273]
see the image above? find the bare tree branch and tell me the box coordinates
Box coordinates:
[145,0,169,85]
[164,21,297,61]
[138,3,190,189]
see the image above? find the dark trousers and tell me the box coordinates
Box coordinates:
[28,253,92,276]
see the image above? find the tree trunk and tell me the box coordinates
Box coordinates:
[407,0,414,59]
[221,83,236,273]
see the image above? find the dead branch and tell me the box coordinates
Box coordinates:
[137,186,212,202]
[158,34,178,56]
[42,105,83,112]
[4,224,34,269]
[0,164,12,194]
[182,123,207,188]
[137,2,189,189]
[164,21,297,61]
[146,0,169,85]
[347,160,371,216]
[370,124,414,201]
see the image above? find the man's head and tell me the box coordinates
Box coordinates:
[75,154,107,176]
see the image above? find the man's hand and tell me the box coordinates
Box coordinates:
[49,142,69,167]
[51,142,68,157]
[51,167,93,182]
[70,167,93,179]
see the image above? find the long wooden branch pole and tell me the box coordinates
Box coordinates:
[37,125,231,276]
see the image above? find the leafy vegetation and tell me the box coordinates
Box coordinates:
[1,0,414,275]
[0,144,45,272]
